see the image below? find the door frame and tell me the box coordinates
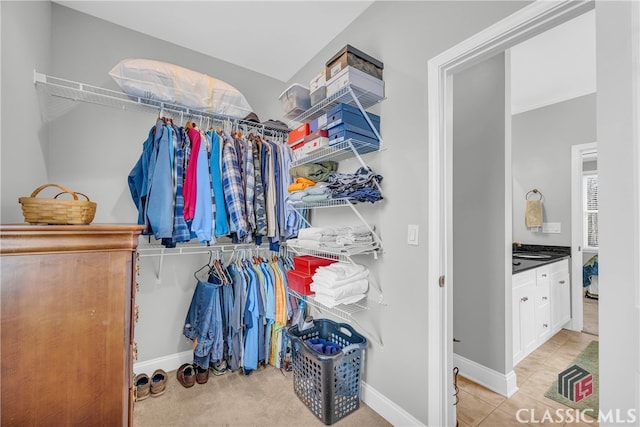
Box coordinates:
[426,1,595,425]
[570,142,598,333]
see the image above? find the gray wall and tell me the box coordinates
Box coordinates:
[1,1,530,424]
[596,0,640,418]
[287,1,527,420]
[1,1,52,223]
[452,54,508,373]
[512,93,596,246]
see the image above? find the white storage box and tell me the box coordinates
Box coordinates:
[326,66,384,99]
[279,83,311,119]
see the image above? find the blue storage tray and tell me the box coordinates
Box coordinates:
[326,103,380,137]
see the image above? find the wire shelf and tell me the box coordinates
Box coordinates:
[285,243,380,261]
[34,71,289,135]
[290,138,381,167]
[290,85,384,124]
[289,290,371,318]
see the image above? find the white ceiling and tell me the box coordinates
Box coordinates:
[55,1,595,111]
[55,0,374,83]
[510,9,596,115]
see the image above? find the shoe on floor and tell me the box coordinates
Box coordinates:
[211,359,228,376]
[134,373,150,401]
[176,363,196,388]
[150,369,168,397]
[196,365,209,384]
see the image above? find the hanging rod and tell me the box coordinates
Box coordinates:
[137,242,266,282]
[33,70,289,136]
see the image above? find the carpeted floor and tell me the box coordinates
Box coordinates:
[544,340,599,417]
[133,363,391,426]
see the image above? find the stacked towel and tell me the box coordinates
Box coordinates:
[289,225,379,254]
[310,262,369,308]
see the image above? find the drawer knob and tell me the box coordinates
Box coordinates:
[559,280,566,284]
[542,296,548,300]
[133,342,138,360]
[543,323,548,328]
[521,296,529,302]
[134,305,140,323]
[541,274,547,278]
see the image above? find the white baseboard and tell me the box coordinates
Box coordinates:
[361,381,425,426]
[133,350,193,375]
[135,351,422,426]
[453,353,518,398]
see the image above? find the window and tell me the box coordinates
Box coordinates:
[583,173,598,249]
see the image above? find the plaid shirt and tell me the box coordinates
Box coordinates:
[222,133,248,241]
[168,125,190,244]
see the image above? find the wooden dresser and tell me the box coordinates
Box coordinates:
[0,224,144,426]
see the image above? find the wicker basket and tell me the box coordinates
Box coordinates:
[19,184,97,225]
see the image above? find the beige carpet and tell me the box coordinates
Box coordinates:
[134,364,391,427]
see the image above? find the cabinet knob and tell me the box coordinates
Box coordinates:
[559,280,566,284]
[542,296,548,301]
[133,342,138,360]
[136,263,141,276]
[521,296,528,302]
[134,304,140,323]
[541,274,547,278]
[136,282,140,292]
[543,323,548,328]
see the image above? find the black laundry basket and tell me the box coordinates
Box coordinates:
[287,318,368,425]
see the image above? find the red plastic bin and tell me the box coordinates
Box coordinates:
[293,255,337,275]
[287,269,314,295]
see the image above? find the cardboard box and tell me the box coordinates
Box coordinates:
[326,103,380,138]
[326,44,383,81]
[326,66,385,99]
[327,125,380,155]
[288,122,310,145]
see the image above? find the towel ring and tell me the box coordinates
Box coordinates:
[526,189,543,201]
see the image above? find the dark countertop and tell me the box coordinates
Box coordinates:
[512,244,571,274]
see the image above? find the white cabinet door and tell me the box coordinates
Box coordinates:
[513,271,536,365]
[551,259,571,332]
[536,266,552,342]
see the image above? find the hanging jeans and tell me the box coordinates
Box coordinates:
[183,276,223,369]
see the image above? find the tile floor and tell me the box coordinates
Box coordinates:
[456,329,599,427]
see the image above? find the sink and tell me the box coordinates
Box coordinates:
[513,253,552,259]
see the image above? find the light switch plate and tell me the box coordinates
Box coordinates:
[408,224,419,245]
[542,222,561,233]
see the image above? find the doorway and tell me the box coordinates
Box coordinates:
[426,2,596,425]
[571,143,599,336]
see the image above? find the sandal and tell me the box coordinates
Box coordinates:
[150,369,168,397]
[134,373,150,401]
[176,363,196,388]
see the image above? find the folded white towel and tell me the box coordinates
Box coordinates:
[312,269,370,289]
[313,262,367,280]
[311,278,368,300]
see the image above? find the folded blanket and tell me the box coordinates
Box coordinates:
[311,269,370,289]
[311,278,368,300]
[313,262,368,281]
